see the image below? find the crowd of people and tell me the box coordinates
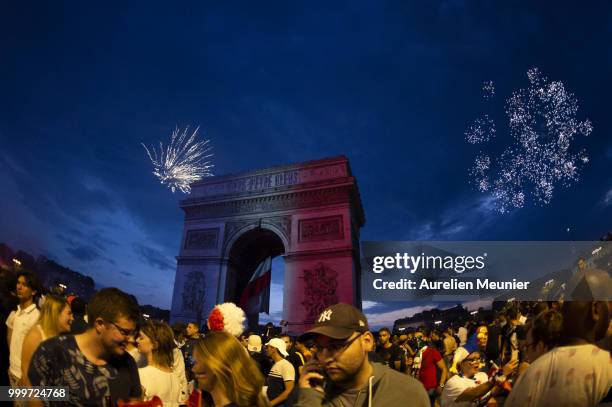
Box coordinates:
[1,266,610,406]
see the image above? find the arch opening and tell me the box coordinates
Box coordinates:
[225,227,285,330]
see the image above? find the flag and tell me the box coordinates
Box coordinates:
[239,256,272,315]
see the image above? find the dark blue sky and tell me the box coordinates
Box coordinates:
[1,2,611,321]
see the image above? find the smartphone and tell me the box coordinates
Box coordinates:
[305,360,328,389]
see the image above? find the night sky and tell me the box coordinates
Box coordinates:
[1,1,611,327]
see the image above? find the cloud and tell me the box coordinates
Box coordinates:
[604,188,612,206]
[65,244,103,262]
[77,184,119,214]
[361,297,499,329]
[406,195,497,240]
[362,300,382,310]
[269,282,284,313]
[244,282,287,325]
[365,305,436,329]
[2,153,30,177]
[1,154,120,231]
[258,282,285,324]
[259,310,284,325]
[410,223,435,240]
[0,160,178,308]
[0,162,54,254]
[408,220,467,240]
[461,297,494,311]
[132,243,176,271]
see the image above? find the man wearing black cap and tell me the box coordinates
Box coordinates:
[295,303,429,407]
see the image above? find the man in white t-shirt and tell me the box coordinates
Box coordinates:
[506,270,612,407]
[265,337,295,407]
[441,350,517,407]
[6,271,41,387]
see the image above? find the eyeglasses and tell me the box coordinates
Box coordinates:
[108,320,137,338]
[317,333,363,356]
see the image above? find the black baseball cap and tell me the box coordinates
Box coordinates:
[300,303,369,340]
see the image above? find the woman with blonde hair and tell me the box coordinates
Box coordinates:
[192,331,269,407]
[137,319,185,407]
[20,295,73,385]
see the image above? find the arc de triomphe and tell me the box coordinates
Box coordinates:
[170,156,365,334]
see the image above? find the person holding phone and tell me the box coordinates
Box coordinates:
[295,303,429,407]
[440,350,517,407]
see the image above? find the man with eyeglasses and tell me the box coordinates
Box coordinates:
[29,287,143,406]
[295,303,429,407]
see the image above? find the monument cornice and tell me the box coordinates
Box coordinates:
[183,183,365,224]
[180,156,366,225]
[189,155,350,192]
[180,176,355,207]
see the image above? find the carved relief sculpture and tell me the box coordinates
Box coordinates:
[184,228,219,250]
[301,263,338,322]
[182,271,206,325]
[299,215,343,243]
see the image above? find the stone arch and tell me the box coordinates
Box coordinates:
[170,156,365,334]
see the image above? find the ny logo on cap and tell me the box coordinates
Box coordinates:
[318,309,333,323]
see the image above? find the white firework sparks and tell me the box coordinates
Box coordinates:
[470,153,491,192]
[467,68,592,213]
[482,80,495,100]
[465,114,496,144]
[142,126,214,193]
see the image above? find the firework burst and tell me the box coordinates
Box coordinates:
[465,114,496,144]
[482,80,495,100]
[467,68,592,213]
[142,126,214,193]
